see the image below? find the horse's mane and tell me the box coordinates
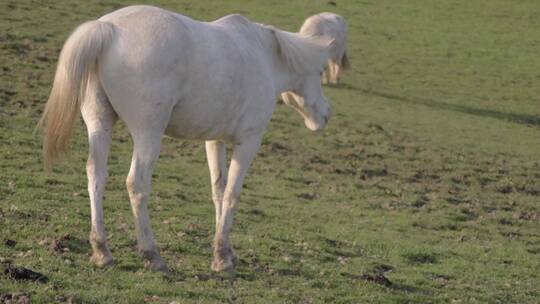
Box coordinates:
[269,26,333,74]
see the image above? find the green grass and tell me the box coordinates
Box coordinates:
[1,0,539,303]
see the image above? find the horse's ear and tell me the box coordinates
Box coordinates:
[270,27,330,74]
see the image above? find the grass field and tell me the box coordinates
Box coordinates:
[1,0,539,303]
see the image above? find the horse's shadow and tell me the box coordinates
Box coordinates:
[338,82,540,127]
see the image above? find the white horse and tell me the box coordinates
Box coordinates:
[299,12,350,84]
[38,5,332,273]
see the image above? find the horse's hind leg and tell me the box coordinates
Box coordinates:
[126,127,169,272]
[81,78,117,267]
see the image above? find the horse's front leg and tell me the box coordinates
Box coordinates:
[126,133,168,272]
[212,135,262,273]
[331,61,341,84]
[205,141,228,230]
[322,59,332,84]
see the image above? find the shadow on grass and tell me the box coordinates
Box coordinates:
[340,83,540,127]
[117,264,140,272]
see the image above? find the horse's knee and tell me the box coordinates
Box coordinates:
[126,175,147,204]
[212,192,223,206]
[222,190,240,212]
[211,178,226,199]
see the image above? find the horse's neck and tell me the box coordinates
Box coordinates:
[271,61,296,96]
[256,25,297,96]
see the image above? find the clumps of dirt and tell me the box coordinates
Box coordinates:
[516,184,540,196]
[402,252,438,265]
[184,223,209,238]
[36,52,51,62]
[360,167,389,180]
[410,195,430,208]
[49,234,72,254]
[4,239,16,247]
[0,292,30,304]
[516,211,539,222]
[371,263,394,273]
[498,217,514,226]
[3,264,48,283]
[334,168,356,176]
[407,170,440,183]
[497,185,514,194]
[320,237,364,259]
[193,272,211,281]
[260,141,292,157]
[496,178,516,194]
[342,264,394,287]
[347,263,394,287]
[361,272,392,287]
[451,174,473,186]
[297,192,320,201]
[258,140,293,159]
[243,208,266,218]
[0,89,17,102]
[39,234,87,255]
[309,155,330,165]
[55,296,75,304]
[2,39,34,55]
[430,273,453,288]
[366,123,386,133]
[269,142,291,154]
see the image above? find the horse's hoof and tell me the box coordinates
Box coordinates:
[90,252,113,268]
[211,260,234,273]
[211,256,236,273]
[145,258,170,273]
[141,251,170,273]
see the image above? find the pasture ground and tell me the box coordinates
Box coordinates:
[1,0,539,303]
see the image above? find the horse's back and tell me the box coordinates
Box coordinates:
[98,5,261,89]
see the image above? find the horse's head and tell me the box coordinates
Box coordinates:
[271,28,333,131]
[281,72,330,131]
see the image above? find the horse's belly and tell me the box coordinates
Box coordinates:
[164,121,232,141]
[164,105,237,141]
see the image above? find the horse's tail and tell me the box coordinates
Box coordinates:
[341,50,351,70]
[37,20,115,170]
